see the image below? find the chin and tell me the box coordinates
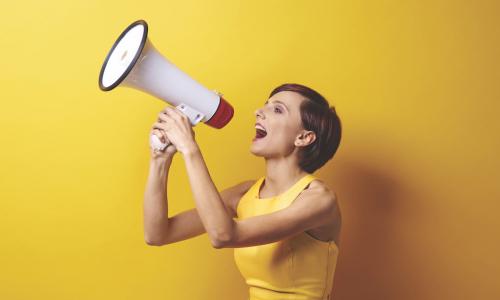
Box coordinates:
[249,146,263,157]
[250,143,268,157]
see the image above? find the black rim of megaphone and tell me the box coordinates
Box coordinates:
[98,20,149,91]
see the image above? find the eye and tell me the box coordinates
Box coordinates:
[274,106,282,114]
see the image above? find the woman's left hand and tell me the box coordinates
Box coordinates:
[153,106,198,155]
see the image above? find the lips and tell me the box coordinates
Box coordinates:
[255,122,267,139]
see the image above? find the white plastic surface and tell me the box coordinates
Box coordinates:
[150,133,167,151]
[122,39,220,122]
[101,24,145,88]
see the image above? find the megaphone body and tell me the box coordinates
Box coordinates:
[98,20,234,151]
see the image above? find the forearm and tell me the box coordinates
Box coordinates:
[182,146,235,244]
[143,158,172,244]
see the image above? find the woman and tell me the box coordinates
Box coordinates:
[144,83,342,300]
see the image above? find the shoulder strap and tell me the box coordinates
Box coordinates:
[241,174,316,201]
[241,176,265,199]
[279,174,317,204]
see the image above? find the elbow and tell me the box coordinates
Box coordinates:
[209,231,233,249]
[210,239,227,249]
[144,235,167,247]
[145,237,161,246]
[145,241,157,247]
[144,220,170,247]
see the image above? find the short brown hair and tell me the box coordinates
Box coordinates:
[269,83,342,173]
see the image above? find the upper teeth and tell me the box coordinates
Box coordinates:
[255,124,266,132]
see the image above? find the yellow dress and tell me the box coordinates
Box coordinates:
[234,174,339,300]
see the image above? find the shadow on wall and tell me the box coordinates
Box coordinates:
[319,159,426,300]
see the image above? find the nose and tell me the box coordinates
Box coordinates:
[254,107,265,119]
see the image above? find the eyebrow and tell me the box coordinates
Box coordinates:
[265,100,289,112]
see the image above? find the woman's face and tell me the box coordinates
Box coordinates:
[250,91,314,158]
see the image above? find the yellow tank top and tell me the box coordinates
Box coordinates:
[233,174,339,300]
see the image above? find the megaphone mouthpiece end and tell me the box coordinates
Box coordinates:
[205,97,234,129]
[98,19,149,92]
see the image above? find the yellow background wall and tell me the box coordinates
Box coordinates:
[1,1,499,299]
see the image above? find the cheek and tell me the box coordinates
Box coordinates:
[270,125,297,145]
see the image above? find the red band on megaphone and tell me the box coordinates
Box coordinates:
[205,97,234,129]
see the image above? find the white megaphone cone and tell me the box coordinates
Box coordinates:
[98,20,234,151]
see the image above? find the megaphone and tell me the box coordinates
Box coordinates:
[98,19,234,151]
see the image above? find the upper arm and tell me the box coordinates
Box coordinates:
[152,179,255,246]
[220,179,255,218]
[218,187,338,248]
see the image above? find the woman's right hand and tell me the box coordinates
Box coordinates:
[149,127,178,161]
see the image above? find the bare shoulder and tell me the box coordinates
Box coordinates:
[303,179,338,205]
[302,179,341,243]
[297,178,340,219]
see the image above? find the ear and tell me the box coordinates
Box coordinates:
[294,130,316,147]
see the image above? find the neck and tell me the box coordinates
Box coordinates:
[262,155,309,197]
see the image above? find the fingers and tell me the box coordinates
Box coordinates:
[165,107,190,125]
[158,109,182,125]
[152,129,166,143]
[158,112,169,122]
[153,106,191,142]
[153,121,169,132]
[160,106,190,125]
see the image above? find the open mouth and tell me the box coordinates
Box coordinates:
[254,124,267,139]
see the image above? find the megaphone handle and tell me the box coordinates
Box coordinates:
[149,104,202,152]
[150,133,170,151]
